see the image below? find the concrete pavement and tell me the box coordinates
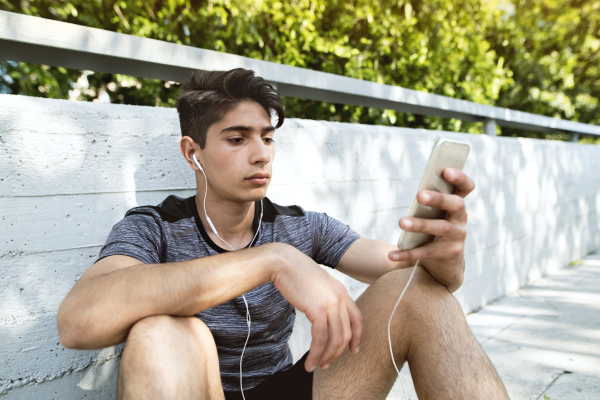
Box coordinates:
[389,249,600,400]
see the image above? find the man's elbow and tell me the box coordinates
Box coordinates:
[447,270,465,293]
[56,300,92,349]
[58,328,80,350]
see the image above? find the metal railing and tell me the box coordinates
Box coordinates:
[1,10,599,141]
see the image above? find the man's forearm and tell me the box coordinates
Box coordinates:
[336,238,413,284]
[57,243,283,349]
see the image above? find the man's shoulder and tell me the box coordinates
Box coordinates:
[118,195,333,230]
[263,198,339,227]
[262,197,306,223]
[123,194,194,224]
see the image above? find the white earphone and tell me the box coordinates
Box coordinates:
[192,153,263,245]
[192,154,220,236]
[192,152,262,400]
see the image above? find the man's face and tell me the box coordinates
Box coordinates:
[198,100,275,203]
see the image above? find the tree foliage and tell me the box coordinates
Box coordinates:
[488,0,600,139]
[0,0,598,140]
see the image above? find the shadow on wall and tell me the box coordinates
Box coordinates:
[0,95,195,398]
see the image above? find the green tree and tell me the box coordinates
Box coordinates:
[487,0,600,139]
[0,0,597,141]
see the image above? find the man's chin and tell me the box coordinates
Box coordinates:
[232,188,268,203]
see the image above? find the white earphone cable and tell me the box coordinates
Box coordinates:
[240,295,252,400]
[195,154,262,400]
[388,259,420,400]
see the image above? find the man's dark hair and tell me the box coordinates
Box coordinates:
[176,68,285,149]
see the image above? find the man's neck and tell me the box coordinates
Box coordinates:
[195,191,257,250]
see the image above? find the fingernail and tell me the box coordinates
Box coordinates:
[421,193,431,202]
[322,364,329,369]
[308,366,315,372]
[391,252,400,261]
[355,347,360,354]
[403,218,413,229]
[446,169,457,179]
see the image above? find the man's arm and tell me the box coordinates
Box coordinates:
[336,168,475,293]
[335,238,412,284]
[58,245,278,349]
[57,242,362,372]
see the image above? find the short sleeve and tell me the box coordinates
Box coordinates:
[306,211,361,268]
[96,213,164,265]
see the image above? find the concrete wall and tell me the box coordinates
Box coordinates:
[1,94,599,399]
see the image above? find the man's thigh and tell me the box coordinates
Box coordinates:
[312,267,419,400]
[312,266,510,400]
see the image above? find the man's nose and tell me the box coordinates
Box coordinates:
[250,138,271,165]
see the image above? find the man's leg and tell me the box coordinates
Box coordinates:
[313,266,510,400]
[117,315,224,400]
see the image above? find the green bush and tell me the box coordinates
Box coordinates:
[1,0,598,141]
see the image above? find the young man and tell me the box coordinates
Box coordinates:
[57,68,510,400]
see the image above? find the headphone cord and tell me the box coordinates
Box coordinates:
[388,259,420,400]
[199,165,262,400]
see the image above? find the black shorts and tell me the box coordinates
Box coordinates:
[224,351,313,400]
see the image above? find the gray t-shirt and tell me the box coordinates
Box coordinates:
[96,194,360,391]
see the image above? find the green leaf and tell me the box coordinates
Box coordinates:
[0,0,597,141]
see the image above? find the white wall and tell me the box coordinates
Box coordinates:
[1,94,599,399]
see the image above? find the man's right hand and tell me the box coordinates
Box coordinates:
[58,240,362,363]
[268,243,363,372]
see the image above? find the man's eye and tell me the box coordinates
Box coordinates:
[264,138,275,144]
[228,138,244,143]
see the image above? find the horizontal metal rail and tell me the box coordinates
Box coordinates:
[1,10,598,138]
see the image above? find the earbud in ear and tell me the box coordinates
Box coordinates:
[192,153,204,172]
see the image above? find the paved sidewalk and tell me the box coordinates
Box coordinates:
[389,249,600,400]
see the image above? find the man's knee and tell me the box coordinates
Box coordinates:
[121,315,219,374]
[119,316,220,399]
[126,315,213,349]
[126,315,174,346]
[372,266,459,316]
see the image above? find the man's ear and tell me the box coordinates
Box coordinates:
[179,136,202,171]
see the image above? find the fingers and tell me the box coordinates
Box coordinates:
[393,240,464,262]
[403,169,474,227]
[443,168,476,198]
[399,216,466,240]
[305,314,327,372]
[347,297,363,355]
[317,302,344,369]
[417,190,465,214]
[333,300,352,361]
[305,292,362,372]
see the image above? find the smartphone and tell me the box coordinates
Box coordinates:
[397,138,471,251]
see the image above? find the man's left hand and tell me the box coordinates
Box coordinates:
[388,167,476,292]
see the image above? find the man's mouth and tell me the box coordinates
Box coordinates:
[246,173,270,184]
